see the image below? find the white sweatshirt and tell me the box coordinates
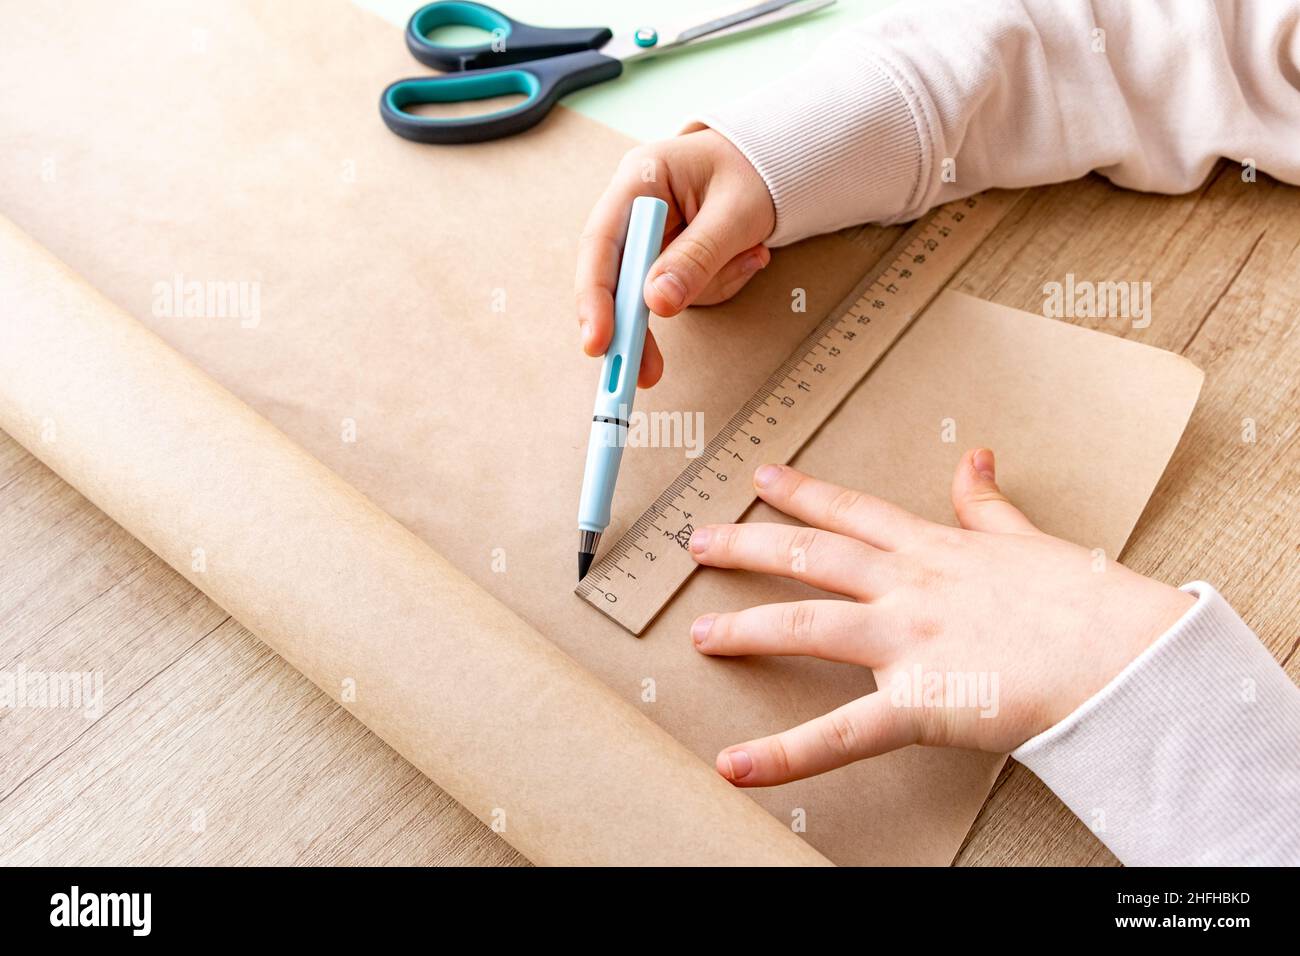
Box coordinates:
[696,0,1300,865]
[699,0,1300,244]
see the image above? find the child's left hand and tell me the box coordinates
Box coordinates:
[688,449,1195,787]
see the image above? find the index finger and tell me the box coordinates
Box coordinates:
[575,173,670,358]
[753,465,931,551]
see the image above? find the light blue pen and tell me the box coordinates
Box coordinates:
[577,195,668,579]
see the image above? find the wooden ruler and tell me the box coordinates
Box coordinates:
[576,190,1024,635]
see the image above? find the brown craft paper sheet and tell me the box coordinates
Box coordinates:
[0,0,1204,865]
[0,215,831,866]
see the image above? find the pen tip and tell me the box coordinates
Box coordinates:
[578,551,594,581]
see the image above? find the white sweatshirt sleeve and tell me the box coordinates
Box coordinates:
[1012,583,1300,866]
[694,0,1300,245]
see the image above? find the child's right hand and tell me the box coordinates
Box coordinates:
[575,128,775,387]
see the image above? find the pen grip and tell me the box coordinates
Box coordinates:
[593,197,668,421]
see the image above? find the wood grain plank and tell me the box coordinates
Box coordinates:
[0,440,523,866]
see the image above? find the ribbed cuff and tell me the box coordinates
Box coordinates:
[1013,582,1300,865]
[692,50,928,246]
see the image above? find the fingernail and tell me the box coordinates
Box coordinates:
[689,527,713,553]
[754,464,781,488]
[691,614,715,645]
[720,749,752,781]
[652,272,687,311]
[578,318,590,345]
[742,252,766,275]
[973,448,995,480]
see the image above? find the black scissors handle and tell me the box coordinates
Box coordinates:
[380,49,622,144]
[405,1,612,71]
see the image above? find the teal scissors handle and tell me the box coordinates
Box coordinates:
[381,48,622,144]
[403,1,612,71]
[381,2,621,144]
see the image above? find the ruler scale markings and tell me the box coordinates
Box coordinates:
[576,191,1024,632]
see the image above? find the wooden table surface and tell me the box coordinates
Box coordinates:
[2,164,1297,866]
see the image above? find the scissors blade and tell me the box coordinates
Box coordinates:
[677,0,832,44]
[607,0,836,62]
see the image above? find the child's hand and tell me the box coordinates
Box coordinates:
[688,450,1196,787]
[576,129,775,387]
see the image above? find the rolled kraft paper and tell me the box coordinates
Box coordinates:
[0,216,830,867]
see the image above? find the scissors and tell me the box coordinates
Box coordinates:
[379,0,835,144]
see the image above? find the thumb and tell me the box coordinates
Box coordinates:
[950,448,1039,534]
[644,200,759,317]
